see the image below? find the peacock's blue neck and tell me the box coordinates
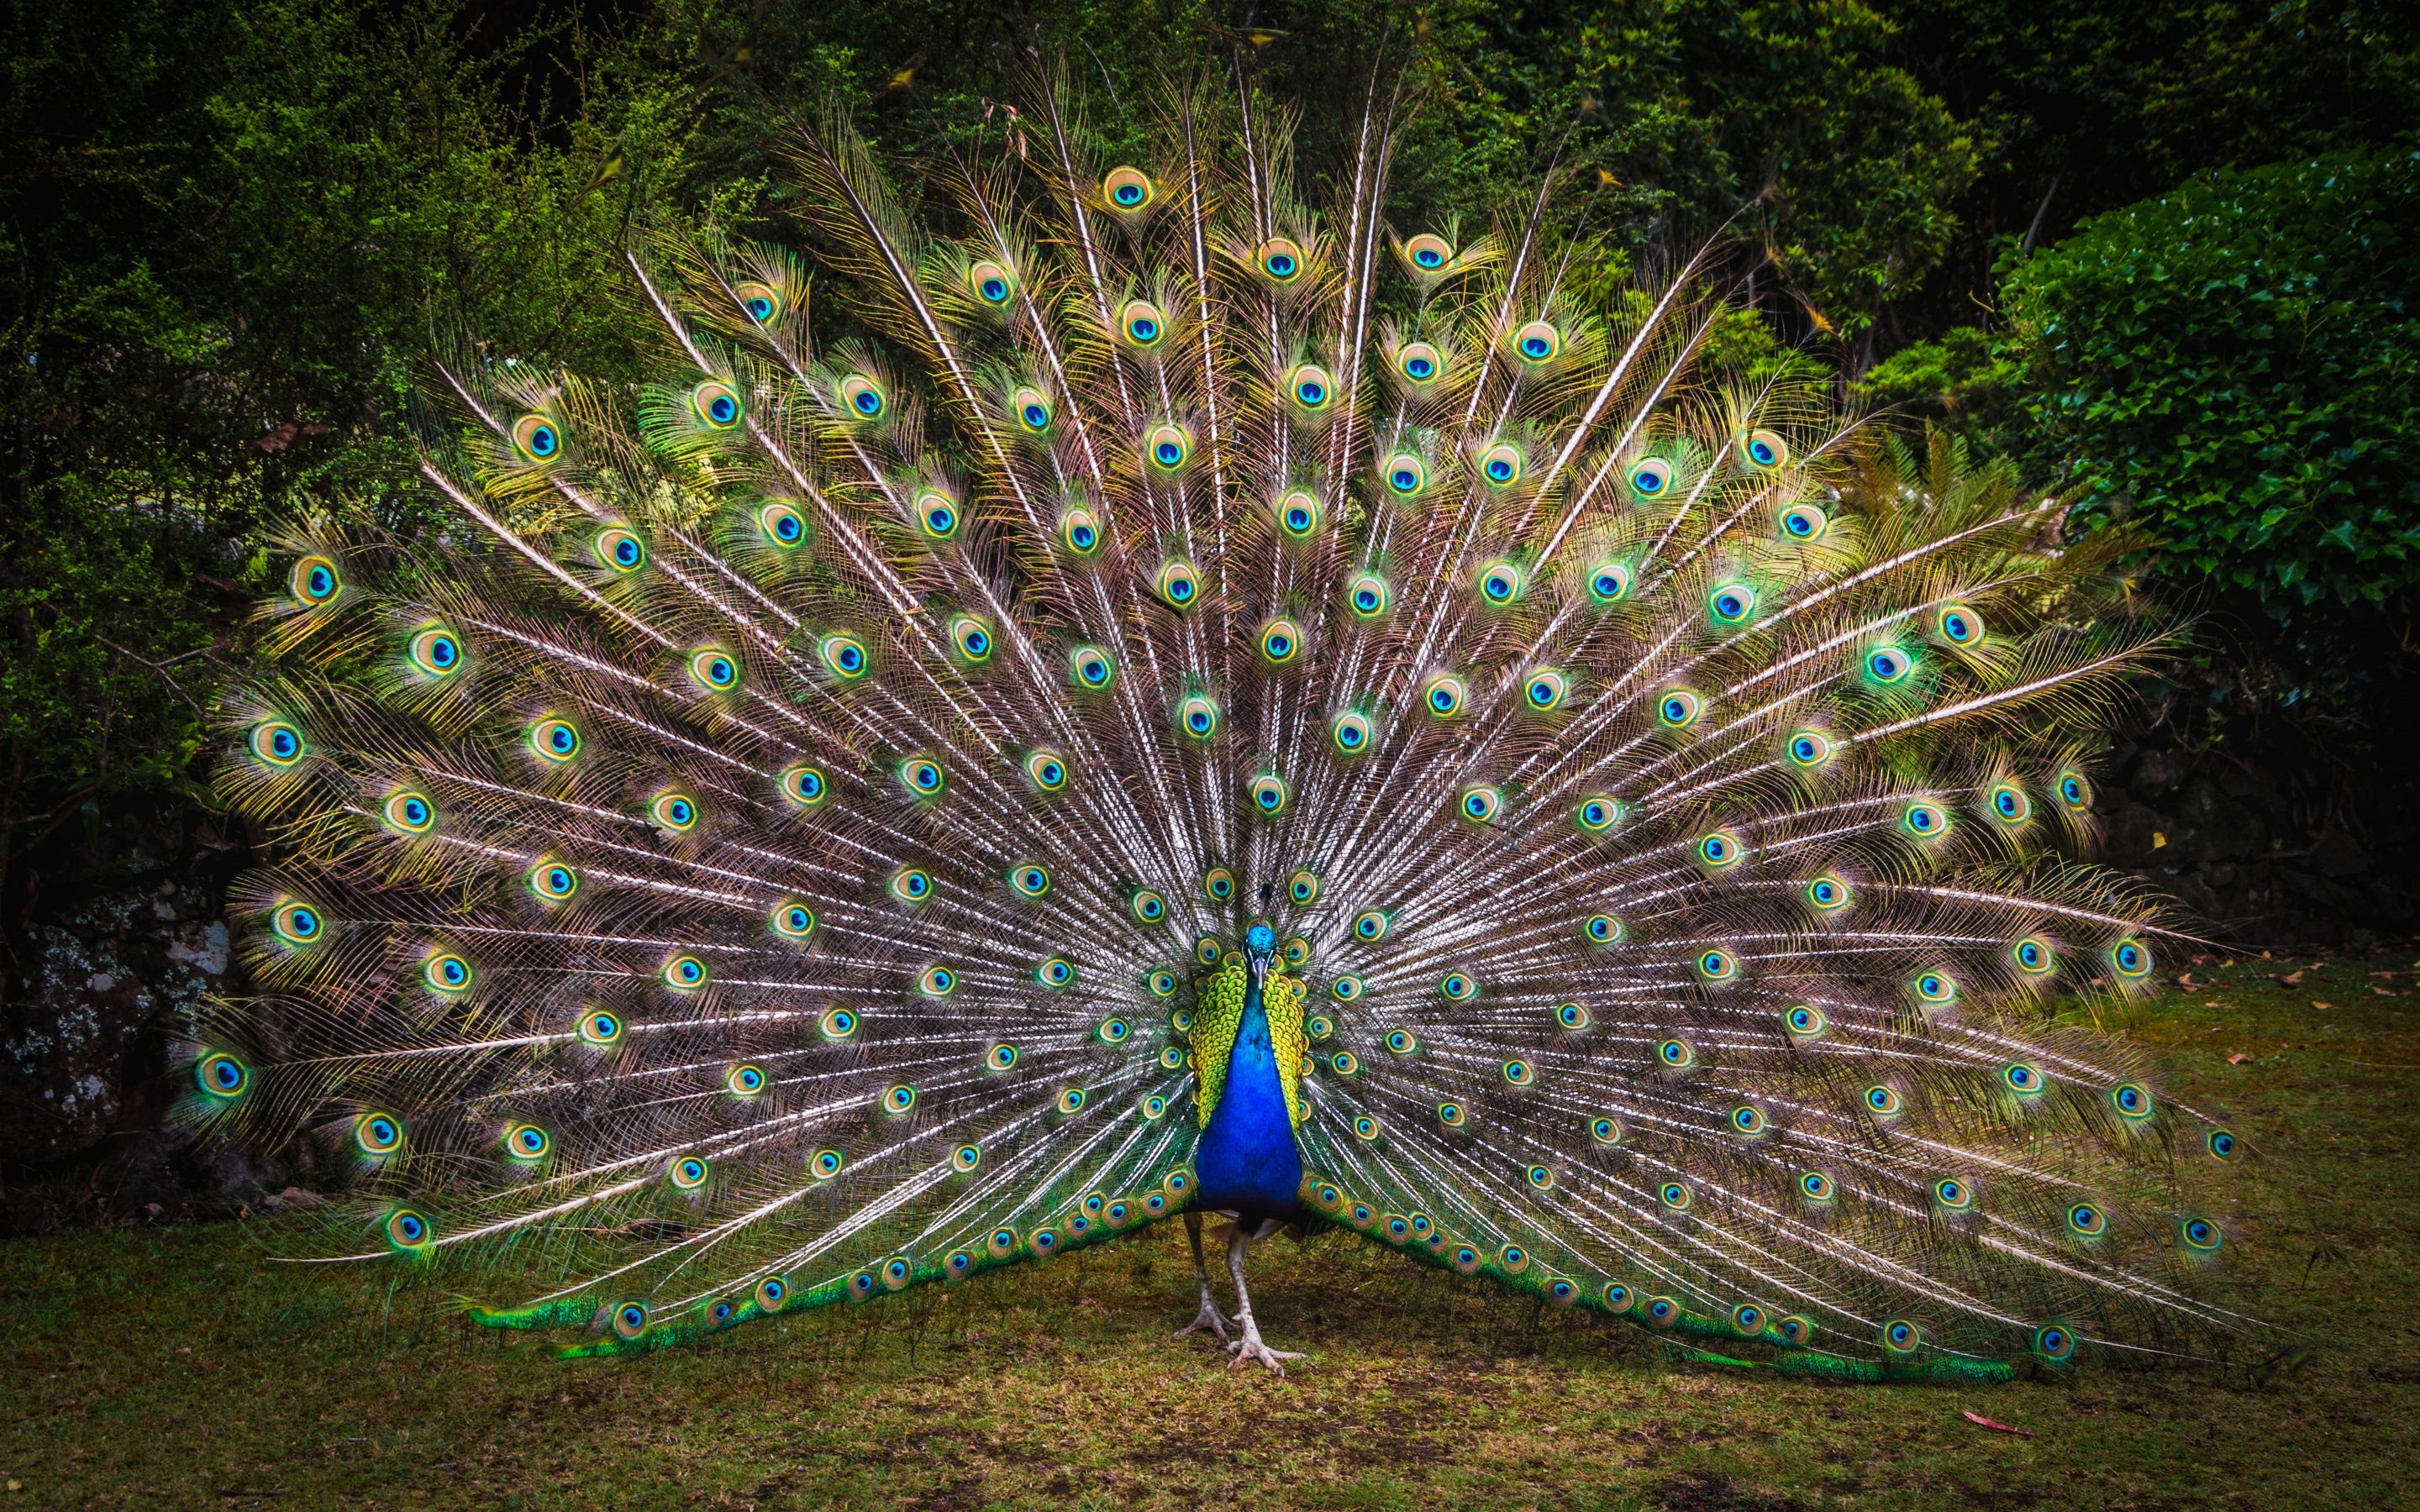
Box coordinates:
[1193,971,1305,1221]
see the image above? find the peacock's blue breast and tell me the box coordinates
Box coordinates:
[1193,984,1305,1221]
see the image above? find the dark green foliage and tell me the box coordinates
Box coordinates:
[0,0,674,869]
[2007,150,2420,611]
[1881,0,2420,337]
[1872,150,2420,616]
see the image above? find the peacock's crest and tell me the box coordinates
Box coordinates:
[192,58,2269,1378]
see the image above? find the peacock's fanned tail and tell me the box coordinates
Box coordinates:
[197,61,2267,1378]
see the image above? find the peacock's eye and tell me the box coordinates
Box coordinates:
[950,614,993,664]
[1069,645,1114,688]
[1627,457,1673,497]
[1383,453,1426,496]
[1104,165,1155,210]
[1347,573,1391,619]
[1937,602,1985,646]
[890,867,935,904]
[1259,618,1302,665]
[838,374,886,419]
[733,280,781,323]
[661,953,708,990]
[687,647,739,693]
[1352,910,1388,942]
[1179,693,1220,740]
[289,554,342,606]
[1864,644,1913,685]
[756,500,808,549]
[423,952,472,994]
[1119,298,1166,347]
[1156,558,1201,609]
[1478,442,1523,487]
[576,1008,623,1047]
[512,412,560,462]
[1456,785,1501,823]
[1397,341,1443,384]
[778,763,828,808]
[1783,1004,1825,1038]
[650,790,700,832]
[1258,237,1304,281]
[1248,772,1291,816]
[1202,866,1235,902]
[194,1051,248,1098]
[1741,428,1788,470]
[1007,863,1049,899]
[1422,674,1466,718]
[1512,320,1561,363]
[1778,503,1828,540]
[527,859,580,902]
[691,381,742,429]
[1476,559,1523,604]
[727,1063,766,1098]
[1011,386,1054,433]
[968,260,1015,305]
[1576,795,1623,833]
[1145,423,1192,471]
[383,790,436,835]
[593,527,646,574]
[1059,507,1101,556]
[1656,687,1702,729]
[819,633,869,680]
[1588,561,1632,604]
[407,627,463,678]
[1329,708,1371,754]
[1273,489,1320,538]
[1286,364,1334,412]
[1581,914,1623,945]
[1402,234,1453,271]
[2055,769,2092,811]
[1129,890,1167,926]
[1696,829,1744,870]
[1025,749,1068,791]
[1286,869,1319,906]
[355,1111,405,1157]
[1786,728,1833,769]
[1708,583,1757,625]
[1803,874,1851,913]
[913,490,960,540]
[1900,801,1948,840]
[771,901,816,939]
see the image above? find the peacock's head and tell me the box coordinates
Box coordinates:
[1244,921,1277,979]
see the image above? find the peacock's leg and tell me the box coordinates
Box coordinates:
[1224,1217,1305,1375]
[1175,1210,1235,1343]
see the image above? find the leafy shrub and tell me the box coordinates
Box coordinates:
[2005,149,2420,610]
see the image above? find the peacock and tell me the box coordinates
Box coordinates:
[192,58,2270,1382]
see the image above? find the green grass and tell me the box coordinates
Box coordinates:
[5,960,2417,1509]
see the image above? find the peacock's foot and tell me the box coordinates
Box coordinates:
[1176,1295,1235,1345]
[1225,1328,1305,1376]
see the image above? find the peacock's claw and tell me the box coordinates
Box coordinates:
[1176,1297,1235,1344]
[1225,1331,1304,1376]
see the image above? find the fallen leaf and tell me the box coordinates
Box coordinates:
[2312,1000,2333,1010]
[2281,970,2305,986]
[1960,1410,2034,1437]
[2227,1053,2249,1064]
[2375,986,2396,996]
